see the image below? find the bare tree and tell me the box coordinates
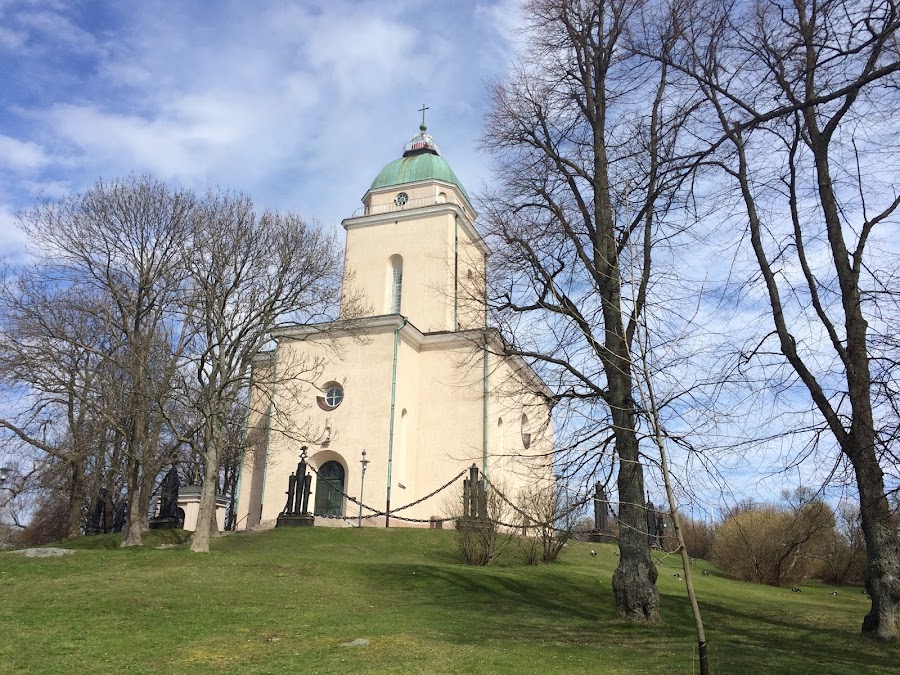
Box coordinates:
[185,192,345,553]
[480,0,699,621]
[663,0,900,639]
[16,176,195,547]
[713,492,836,587]
[0,277,115,539]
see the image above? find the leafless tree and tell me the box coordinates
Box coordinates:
[660,0,900,639]
[15,175,195,547]
[185,192,345,553]
[713,492,836,586]
[480,0,701,621]
[0,277,115,539]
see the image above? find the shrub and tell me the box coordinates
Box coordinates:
[679,516,715,561]
[452,480,513,566]
[712,499,835,586]
[515,483,580,565]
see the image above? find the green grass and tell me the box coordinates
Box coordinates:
[1,528,896,674]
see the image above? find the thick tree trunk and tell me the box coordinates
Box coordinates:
[852,438,900,640]
[603,239,659,620]
[611,405,660,621]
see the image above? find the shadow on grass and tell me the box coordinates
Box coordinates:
[48,529,193,550]
[360,556,898,674]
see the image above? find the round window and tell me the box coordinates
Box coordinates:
[325,384,344,408]
[395,192,409,206]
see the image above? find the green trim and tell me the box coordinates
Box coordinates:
[454,215,459,330]
[233,396,253,528]
[386,317,408,526]
[482,339,488,479]
[260,402,272,510]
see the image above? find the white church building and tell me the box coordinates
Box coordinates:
[235,121,552,529]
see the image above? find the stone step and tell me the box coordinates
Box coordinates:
[249,519,277,531]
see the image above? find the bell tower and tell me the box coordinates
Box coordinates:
[340,115,488,332]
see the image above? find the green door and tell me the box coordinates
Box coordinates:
[314,461,345,517]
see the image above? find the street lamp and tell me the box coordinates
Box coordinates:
[358,449,370,528]
[0,467,11,483]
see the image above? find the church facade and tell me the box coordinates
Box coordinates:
[235,123,552,529]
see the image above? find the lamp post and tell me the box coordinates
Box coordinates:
[358,449,370,528]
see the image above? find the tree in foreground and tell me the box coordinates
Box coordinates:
[664,0,900,639]
[481,0,698,621]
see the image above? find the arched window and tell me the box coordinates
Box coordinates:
[389,255,403,314]
[521,413,531,449]
[314,461,345,517]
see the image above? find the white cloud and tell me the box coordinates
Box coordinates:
[0,203,27,260]
[0,134,48,170]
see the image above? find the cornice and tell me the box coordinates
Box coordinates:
[341,202,491,257]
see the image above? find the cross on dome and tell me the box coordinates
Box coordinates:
[404,105,441,157]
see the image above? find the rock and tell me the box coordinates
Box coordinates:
[9,547,75,558]
[340,638,370,647]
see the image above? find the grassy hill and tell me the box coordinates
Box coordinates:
[1,527,897,674]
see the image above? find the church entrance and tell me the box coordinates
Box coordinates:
[314,461,345,517]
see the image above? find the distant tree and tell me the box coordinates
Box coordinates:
[818,501,868,585]
[678,517,715,562]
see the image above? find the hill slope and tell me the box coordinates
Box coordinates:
[1,528,896,674]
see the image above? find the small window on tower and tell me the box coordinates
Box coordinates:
[395,192,409,206]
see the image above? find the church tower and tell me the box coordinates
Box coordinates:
[235,119,552,531]
[341,121,488,332]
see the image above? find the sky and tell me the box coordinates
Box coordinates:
[0,0,521,257]
[0,0,889,515]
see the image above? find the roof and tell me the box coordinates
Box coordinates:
[369,125,471,204]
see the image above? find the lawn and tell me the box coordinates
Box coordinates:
[1,527,896,674]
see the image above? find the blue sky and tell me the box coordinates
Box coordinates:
[0,0,520,256]
[1,0,886,513]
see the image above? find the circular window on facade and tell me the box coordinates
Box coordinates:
[395,192,409,206]
[317,382,344,410]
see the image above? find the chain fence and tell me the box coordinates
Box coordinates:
[302,462,469,524]
[291,462,616,534]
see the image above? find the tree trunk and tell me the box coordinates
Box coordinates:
[852,438,900,640]
[65,460,84,539]
[120,456,143,547]
[191,438,220,553]
[611,413,660,621]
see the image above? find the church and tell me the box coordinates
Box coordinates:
[235,119,553,529]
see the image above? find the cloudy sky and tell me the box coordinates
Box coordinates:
[1,0,883,512]
[0,0,520,257]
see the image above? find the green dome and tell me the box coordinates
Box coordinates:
[369,127,471,204]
